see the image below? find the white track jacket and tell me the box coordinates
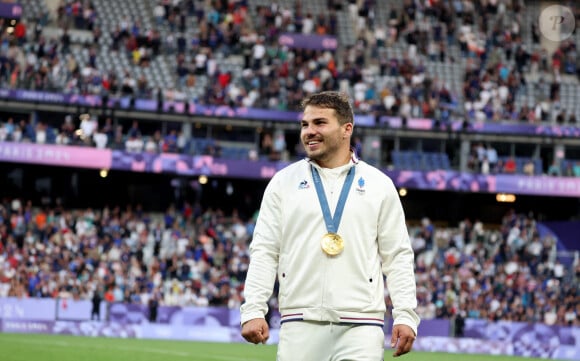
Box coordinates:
[241,156,420,335]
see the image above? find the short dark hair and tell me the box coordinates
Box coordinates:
[301,91,354,125]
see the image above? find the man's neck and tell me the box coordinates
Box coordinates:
[315,150,352,169]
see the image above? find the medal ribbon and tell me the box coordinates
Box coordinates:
[311,165,355,234]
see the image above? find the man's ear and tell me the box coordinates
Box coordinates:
[343,122,354,138]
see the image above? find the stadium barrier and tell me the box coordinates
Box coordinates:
[0,297,577,359]
[2,141,580,197]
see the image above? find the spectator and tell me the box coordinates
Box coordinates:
[93,127,108,149]
[503,157,517,174]
[523,159,535,176]
[91,287,102,321]
[573,161,580,177]
[148,294,159,323]
[547,161,562,176]
[480,155,490,174]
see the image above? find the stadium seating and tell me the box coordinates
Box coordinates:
[0,1,579,332]
[392,150,452,171]
[1,0,577,174]
[14,0,579,122]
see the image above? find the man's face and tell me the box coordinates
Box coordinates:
[300,105,350,166]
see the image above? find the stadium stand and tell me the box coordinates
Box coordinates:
[0,198,577,328]
[0,0,578,337]
[1,0,577,174]
[9,0,578,119]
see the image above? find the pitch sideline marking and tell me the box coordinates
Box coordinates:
[1,337,254,361]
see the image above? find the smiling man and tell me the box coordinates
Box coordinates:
[241,91,420,360]
[300,95,353,169]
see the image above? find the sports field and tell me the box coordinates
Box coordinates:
[0,333,557,361]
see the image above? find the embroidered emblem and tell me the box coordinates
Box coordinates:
[298,179,310,189]
[356,176,365,194]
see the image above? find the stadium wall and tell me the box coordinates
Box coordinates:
[0,297,578,360]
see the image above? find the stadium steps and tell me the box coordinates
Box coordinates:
[247,0,356,46]
[392,150,451,171]
[20,0,50,24]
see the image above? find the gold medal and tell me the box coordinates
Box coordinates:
[321,233,344,256]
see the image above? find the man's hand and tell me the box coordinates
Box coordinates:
[241,318,270,344]
[390,324,416,357]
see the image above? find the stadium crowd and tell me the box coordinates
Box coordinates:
[0,0,578,122]
[0,0,579,329]
[0,197,578,327]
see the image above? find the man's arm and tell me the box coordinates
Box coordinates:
[378,180,420,340]
[240,178,282,326]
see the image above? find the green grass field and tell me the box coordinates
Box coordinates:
[0,333,551,361]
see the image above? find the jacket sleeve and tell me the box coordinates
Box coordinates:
[240,176,282,325]
[378,178,421,335]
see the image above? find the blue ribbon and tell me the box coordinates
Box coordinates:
[311,165,355,234]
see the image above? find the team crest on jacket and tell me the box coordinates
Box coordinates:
[298,179,310,189]
[356,177,365,194]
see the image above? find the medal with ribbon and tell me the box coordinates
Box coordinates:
[311,164,355,256]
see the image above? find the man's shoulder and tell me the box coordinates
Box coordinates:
[259,160,308,197]
[274,159,309,176]
[356,160,390,179]
[354,161,397,190]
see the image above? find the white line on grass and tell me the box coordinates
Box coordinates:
[4,338,70,347]
[3,337,259,360]
[195,357,249,361]
[5,338,191,357]
[110,345,191,357]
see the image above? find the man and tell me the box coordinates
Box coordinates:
[91,287,102,321]
[241,91,419,360]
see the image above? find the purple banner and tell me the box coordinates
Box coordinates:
[122,97,375,125]
[469,122,580,137]
[2,141,579,197]
[0,2,22,19]
[494,174,580,197]
[0,88,578,137]
[464,319,580,360]
[414,336,513,356]
[2,141,580,197]
[111,151,288,178]
[1,299,578,360]
[56,299,106,321]
[353,114,376,126]
[109,303,182,324]
[278,33,338,51]
[0,320,53,334]
[0,89,300,125]
[386,170,580,197]
[414,335,579,360]
[0,89,102,107]
[387,170,493,192]
[385,318,450,337]
[139,324,234,342]
[0,142,112,169]
[380,116,580,137]
[0,298,56,321]
[0,319,139,337]
[381,116,436,130]
[108,302,231,326]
